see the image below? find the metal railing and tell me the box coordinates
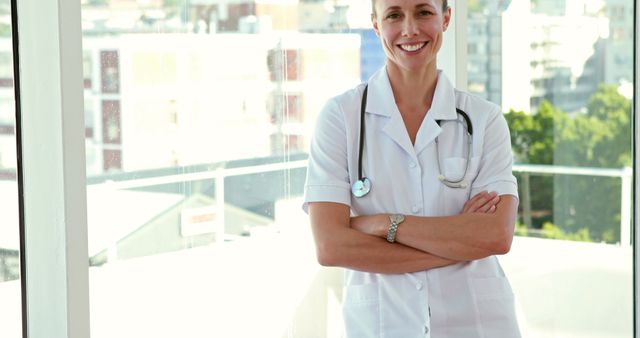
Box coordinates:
[91,160,633,245]
[513,164,632,246]
[92,160,308,243]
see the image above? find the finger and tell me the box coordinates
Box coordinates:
[478,194,500,211]
[464,193,486,212]
[477,195,500,213]
[466,191,495,212]
[463,191,489,212]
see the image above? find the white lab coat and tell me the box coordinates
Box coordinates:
[303,67,521,338]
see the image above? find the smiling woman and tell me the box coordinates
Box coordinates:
[305,0,521,337]
[372,0,451,93]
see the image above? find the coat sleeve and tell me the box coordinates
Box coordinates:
[302,98,352,213]
[470,106,519,199]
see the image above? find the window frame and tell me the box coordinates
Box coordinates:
[14,0,90,337]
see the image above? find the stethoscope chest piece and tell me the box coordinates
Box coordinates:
[351,177,371,198]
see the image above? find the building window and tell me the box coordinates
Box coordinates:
[100,50,120,94]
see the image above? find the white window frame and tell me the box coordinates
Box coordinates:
[438,0,468,89]
[15,0,90,337]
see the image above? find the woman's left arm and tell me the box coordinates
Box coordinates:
[351,195,518,261]
[352,106,519,261]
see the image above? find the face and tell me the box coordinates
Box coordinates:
[371,0,451,74]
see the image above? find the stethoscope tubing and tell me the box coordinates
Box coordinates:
[353,84,474,197]
[358,85,368,181]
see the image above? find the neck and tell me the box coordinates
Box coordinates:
[386,63,439,112]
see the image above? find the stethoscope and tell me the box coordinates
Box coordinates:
[351,85,474,198]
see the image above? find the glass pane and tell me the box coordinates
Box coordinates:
[0,0,23,336]
[468,0,633,336]
[82,1,366,336]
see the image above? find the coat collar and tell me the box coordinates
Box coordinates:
[364,67,458,122]
[429,70,458,121]
[363,67,458,157]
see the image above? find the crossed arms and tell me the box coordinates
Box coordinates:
[308,192,518,274]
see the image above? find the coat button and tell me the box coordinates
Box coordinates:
[409,161,417,168]
[412,205,420,213]
[416,282,423,290]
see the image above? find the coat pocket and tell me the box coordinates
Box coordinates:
[342,283,380,338]
[471,277,521,337]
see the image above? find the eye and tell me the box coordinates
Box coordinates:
[385,12,401,20]
[418,10,433,16]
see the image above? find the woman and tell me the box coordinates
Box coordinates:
[303,0,521,336]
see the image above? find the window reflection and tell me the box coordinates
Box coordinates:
[468,0,633,336]
[0,0,600,336]
[81,0,363,337]
[0,1,22,336]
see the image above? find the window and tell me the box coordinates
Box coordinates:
[100,50,119,94]
[0,140,20,338]
[0,4,22,337]
[83,50,93,89]
[81,1,361,336]
[4,0,637,336]
[0,52,12,87]
[469,1,634,336]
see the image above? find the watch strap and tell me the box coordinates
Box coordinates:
[386,214,405,243]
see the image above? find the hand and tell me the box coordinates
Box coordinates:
[462,191,499,214]
[350,214,388,237]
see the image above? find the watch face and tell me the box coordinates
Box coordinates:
[391,214,405,224]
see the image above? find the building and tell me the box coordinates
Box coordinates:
[604,0,634,88]
[466,0,511,106]
[60,32,359,175]
[500,0,614,114]
[0,38,14,178]
[470,0,631,115]
[527,13,609,113]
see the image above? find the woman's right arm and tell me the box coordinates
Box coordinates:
[305,96,444,273]
[306,95,494,274]
[309,201,459,274]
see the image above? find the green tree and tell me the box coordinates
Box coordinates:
[505,85,631,243]
[506,100,561,165]
[587,84,632,167]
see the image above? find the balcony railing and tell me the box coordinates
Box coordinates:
[90,160,633,246]
[513,164,632,245]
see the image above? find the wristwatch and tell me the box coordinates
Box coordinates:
[386,214,405,243]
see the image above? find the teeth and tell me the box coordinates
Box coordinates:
[400,43,426,52]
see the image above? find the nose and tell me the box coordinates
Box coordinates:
[402,16,419,36]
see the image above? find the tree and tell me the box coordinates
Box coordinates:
[505,85,631,243]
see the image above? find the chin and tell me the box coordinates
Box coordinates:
[391,61,431,73]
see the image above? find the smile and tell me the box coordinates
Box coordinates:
[399,42,427,52]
